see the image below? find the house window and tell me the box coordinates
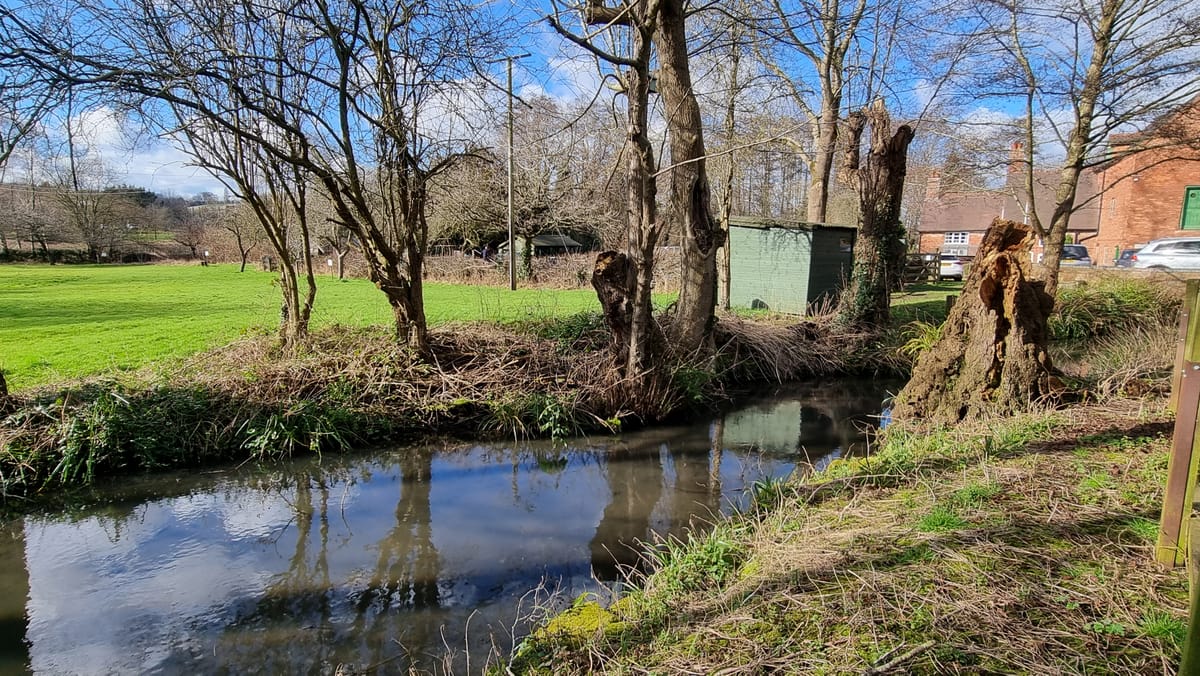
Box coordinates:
[1182,187,1200,230]
[943,232,969,245]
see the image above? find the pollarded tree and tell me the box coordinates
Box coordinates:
[835,101,914,327]
[549,0,662,375]
[550,0,724,368]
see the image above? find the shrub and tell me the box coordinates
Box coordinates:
[1050,277,1180,342]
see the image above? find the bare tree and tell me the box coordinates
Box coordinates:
[3,0,512,354]
[758,0,871,224]
[221,204,263,273]
[551,0,725,370]
[429,97,618,277]
[170,208,210,260]
[974,0,1200,295]
[44,90,130,261]
[0,26,56,168]
[654,0,724,354]
[169,18,320,347]
[550,0,661,376]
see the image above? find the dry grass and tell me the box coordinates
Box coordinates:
[513,398,1187,675]
[1057,320,1178,399]
[713,314,903,383]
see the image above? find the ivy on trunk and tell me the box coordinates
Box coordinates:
[836,102,913,329]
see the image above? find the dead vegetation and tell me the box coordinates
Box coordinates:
[418,250,683,293]
[1,310,894,504]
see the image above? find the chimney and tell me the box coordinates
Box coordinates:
[925,170,942,200]
[1007,141,1025,188]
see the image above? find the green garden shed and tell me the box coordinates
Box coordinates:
[727,217,856,315]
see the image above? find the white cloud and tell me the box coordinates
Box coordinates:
[545,52,604,104]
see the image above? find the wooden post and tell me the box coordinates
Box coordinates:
[1171,281,1200,414]
[1182,518,1200,673]
[1156,284,1200,566]
[1171,280,1200,413]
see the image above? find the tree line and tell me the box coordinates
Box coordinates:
[2,0,1199,398]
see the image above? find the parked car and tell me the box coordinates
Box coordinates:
[1059,244,1093,267]
[1131,237,1200,270]
[939,254,965,281]
[1114,248,1139,268]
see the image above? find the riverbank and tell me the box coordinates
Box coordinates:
[0,312,904,508]
[509,396,1186,674]
[0,272,1176,512]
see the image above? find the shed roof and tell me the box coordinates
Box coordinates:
[728,216,857,232]
[532,233,583,247]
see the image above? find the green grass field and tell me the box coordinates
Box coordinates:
[0,264,606,389]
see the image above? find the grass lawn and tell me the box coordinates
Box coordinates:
[0,263,605,389]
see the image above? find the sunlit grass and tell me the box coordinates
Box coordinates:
[0,263,606,389]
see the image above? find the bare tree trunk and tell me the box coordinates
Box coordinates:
[403,229,430,357]
[1011,0,1119,300]
[893,218,1057,425]
[806,95,840,223]
[592,251,633,363]
[623,47,661,376]
[836,102,914,328]
[716,26,741,313]
[655,0,721,354]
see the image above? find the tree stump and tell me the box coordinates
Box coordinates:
[592,250,634,364]
[893,218,1058,425]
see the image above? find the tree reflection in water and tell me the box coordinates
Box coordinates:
[1,379,893,674]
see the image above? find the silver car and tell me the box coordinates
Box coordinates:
[1130,237,1200,270]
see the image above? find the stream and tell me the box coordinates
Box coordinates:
[0,379,894,674]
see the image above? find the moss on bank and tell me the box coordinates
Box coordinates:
[505,399,1185,674]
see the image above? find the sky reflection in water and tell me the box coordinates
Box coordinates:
[0,379,892,674]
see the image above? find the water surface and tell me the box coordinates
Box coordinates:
[0,380,892,674]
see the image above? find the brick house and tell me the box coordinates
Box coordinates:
[1089,98,1200,263]
[917,97,1200,265]
[916,143,1101,258]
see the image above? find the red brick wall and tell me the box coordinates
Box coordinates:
[918,231,983,255]
[1090,154,1200,264]
[1090,104,1200,265]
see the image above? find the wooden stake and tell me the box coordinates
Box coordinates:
[1156,284,1200,566]
[1182,518,1200,672]
[1170,280,1199,414]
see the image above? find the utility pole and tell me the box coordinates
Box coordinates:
[489,53,530,290]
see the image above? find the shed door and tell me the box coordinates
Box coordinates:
[1182,186,1200,230]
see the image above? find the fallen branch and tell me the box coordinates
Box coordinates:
[864,640,936,674]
